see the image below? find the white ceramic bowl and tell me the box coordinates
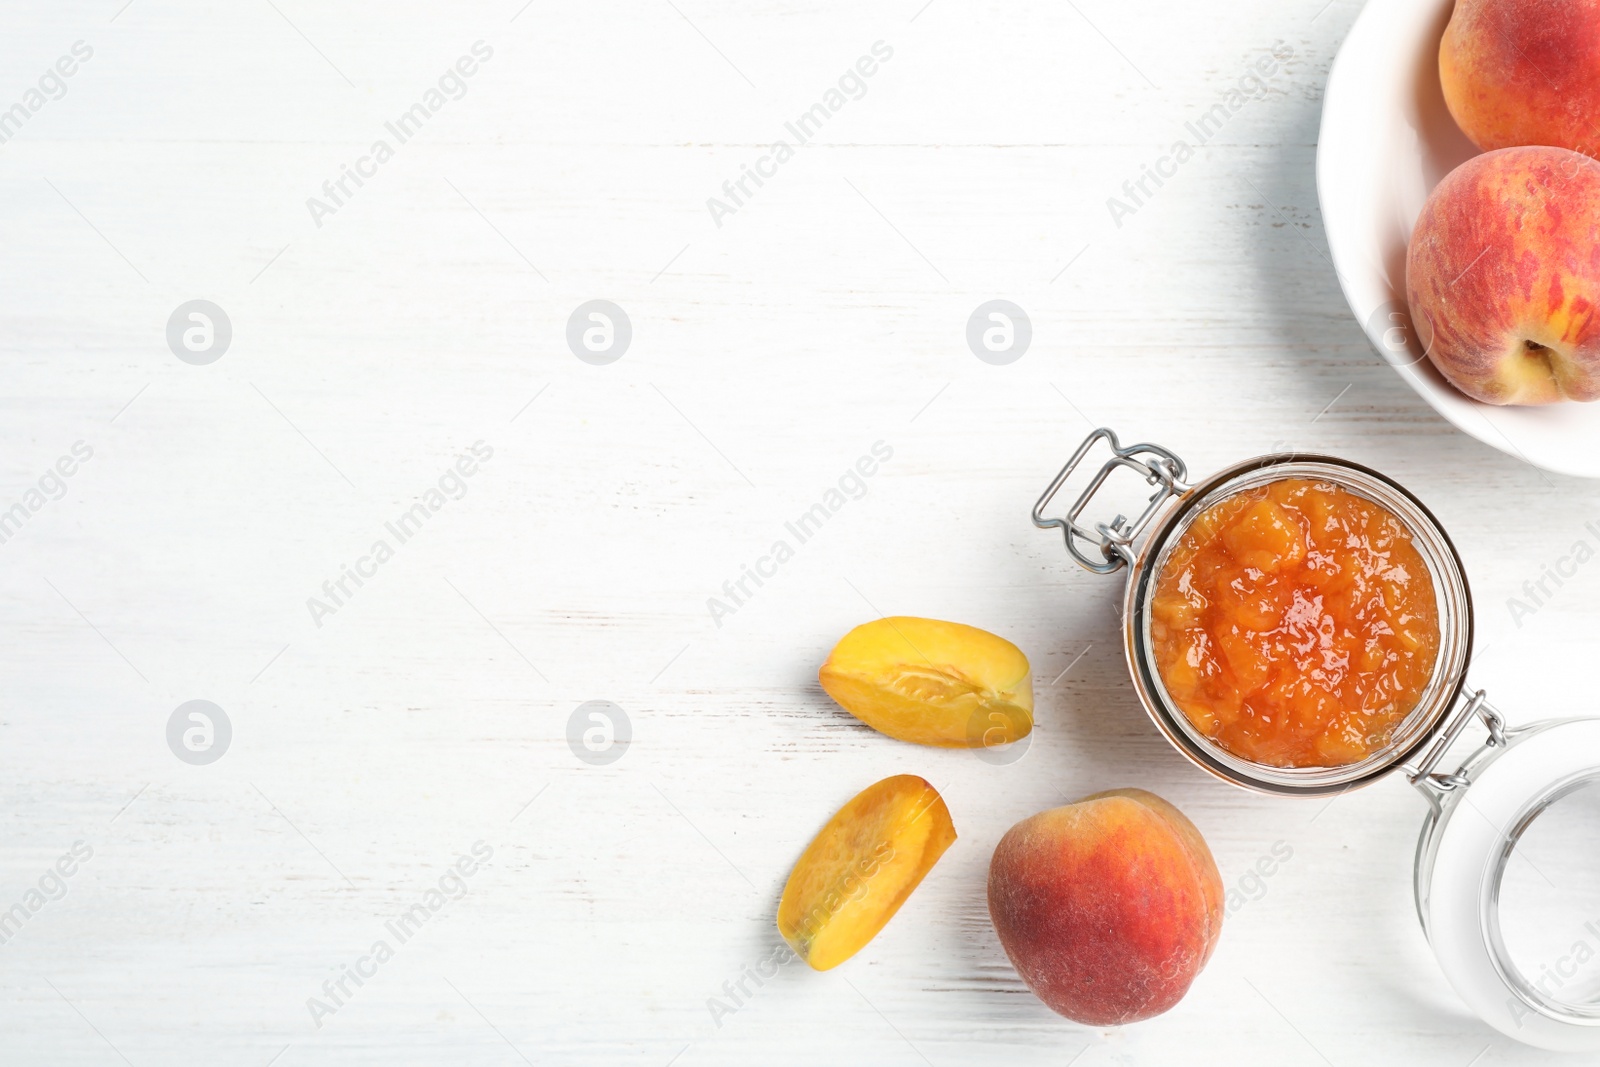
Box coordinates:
[1318,0,1600,478]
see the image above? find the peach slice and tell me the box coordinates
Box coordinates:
[818,617,1032,748]
[777,774,957,970]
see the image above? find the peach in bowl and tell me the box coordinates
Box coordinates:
[1318,0,1600,476]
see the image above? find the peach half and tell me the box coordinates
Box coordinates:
[818,617,1032,748]
[988,789,1223,1025]
[777,774,957,971]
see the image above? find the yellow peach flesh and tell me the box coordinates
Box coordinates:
[777,774,957,971]
[819,617,1032,748]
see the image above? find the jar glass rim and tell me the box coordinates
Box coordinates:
[1483,768,1600,1027]
[1123,454,1474,797]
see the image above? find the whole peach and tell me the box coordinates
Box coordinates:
[1407,146,1600,404]
[987,789,1223,1026]
[1441,0,1600,155]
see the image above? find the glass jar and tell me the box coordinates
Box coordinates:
[1033,428,1600,1051]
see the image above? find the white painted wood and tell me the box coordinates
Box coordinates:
[0,0,1594,1063]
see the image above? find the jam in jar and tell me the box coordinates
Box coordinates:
[1148,478,1441,767]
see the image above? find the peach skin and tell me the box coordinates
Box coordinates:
[987,789,1223,1025]
[778,774,956,971]
[1440,0,1600,156]
[818,617,1032,748]
[1406,146,1600,404]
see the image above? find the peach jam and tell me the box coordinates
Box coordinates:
[1149,478,1441,768]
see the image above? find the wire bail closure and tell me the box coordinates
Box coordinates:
[1032,427,1190,575]
[1404,688,1509,795]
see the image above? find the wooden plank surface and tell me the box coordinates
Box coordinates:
[0,1,1592,1063]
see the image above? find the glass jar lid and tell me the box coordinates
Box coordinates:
[1417,716,1600,1051]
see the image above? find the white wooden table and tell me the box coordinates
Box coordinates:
[2,1,1593,1063]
